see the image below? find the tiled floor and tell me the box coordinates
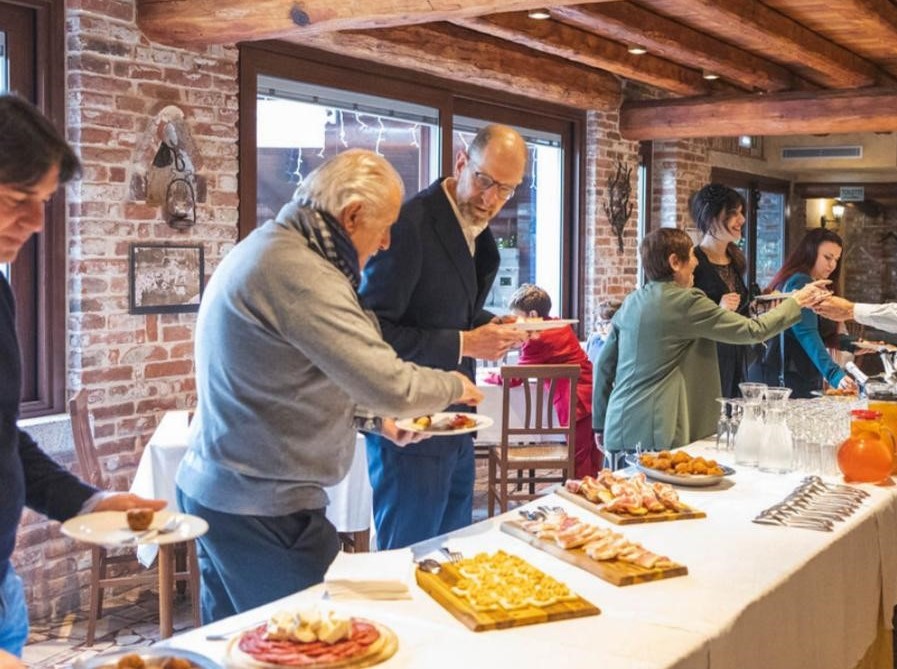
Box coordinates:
[23,588,196,668]
[21,459,530,667]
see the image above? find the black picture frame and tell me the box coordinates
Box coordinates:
[129,243,205,314]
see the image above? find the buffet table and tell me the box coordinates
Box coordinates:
[159,441,897,669]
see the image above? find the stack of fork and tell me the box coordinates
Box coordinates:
[753,476,869,532]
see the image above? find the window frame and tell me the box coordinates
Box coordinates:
[4,0,67,418]
[238,42,586,328]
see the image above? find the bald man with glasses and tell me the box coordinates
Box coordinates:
[360,124,529,549]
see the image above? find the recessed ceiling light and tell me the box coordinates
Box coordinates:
[527,9,551,20]
[702,70,720,80]
[627,45,648,55]
[738,135,753,148]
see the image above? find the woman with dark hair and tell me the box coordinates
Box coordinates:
[593,228,826,457]
[747,227,857,398]
[690,184,751,398]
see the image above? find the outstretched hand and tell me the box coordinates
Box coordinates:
[813,295,855,322]
[93,494,166,513]
[790,280,832,308]
[461,322,529,361]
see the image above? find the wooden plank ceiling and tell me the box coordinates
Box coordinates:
[137,0,897,139]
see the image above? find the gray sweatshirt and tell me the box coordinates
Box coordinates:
[176,214,462,516]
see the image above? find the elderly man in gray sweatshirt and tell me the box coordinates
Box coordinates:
[176,149,481,623]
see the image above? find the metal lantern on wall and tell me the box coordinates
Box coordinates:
[165,174,197,230]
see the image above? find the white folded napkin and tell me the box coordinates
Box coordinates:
[323,548,412,600]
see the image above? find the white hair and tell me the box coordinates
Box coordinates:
[294,149,404,217]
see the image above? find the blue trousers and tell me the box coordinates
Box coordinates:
[177,488,340,624]
[366,433,474,550]
[0,564,28,656]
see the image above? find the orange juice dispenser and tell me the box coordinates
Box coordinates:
[866,381,897,474]
[837,409,894,484]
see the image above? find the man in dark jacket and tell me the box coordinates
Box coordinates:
[360,124,529,549]
[0,94,163,662]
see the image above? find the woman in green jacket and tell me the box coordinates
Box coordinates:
[593,228,826,460]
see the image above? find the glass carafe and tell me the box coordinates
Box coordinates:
[758,386,793,473]
[734,382,767,467]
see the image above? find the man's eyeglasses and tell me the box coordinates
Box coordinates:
[473,171,517,201]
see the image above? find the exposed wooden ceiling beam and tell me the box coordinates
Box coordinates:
[136,0,613,46]
[452,12,723,97]
[637,0,887,89]
[293,23,621,109]
[551,2,804,93]
[620,87,897,139]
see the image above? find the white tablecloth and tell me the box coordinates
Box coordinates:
[161,440,897,669]
[130,410,373,565]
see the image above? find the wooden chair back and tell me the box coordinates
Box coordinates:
[68,390,201,644]
[487,364,580,515]
[69,390,106,488]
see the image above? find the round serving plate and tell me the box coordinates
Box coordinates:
[624,454,735,487]
[75,647,220,669]
[61,510,208,547]
[395,412,493,436]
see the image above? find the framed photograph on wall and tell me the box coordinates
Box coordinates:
[129,243,205,314]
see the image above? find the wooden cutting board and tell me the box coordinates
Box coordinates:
[556,486,706,524]
[415,564,599,632]
[500,521,688,586]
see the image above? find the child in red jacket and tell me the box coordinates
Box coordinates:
[508,284,602,478]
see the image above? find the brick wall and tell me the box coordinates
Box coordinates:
[651,138,712,230]
[12,0,238,620]
[582,110,641,333]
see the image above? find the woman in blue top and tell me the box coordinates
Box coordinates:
[747,228,858,398]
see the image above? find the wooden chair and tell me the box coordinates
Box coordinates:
[486,365,579,516]
[68,390,201,644]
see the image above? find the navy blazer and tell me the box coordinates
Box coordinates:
[360,179,500,381]
[1,276,95,582]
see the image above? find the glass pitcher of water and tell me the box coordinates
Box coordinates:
[758,386,793,473]
[734,382,767,466]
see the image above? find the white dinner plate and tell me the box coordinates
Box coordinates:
[499,318,579,332]
[753,292,795,302]
[624,454,735,487]
[395,412,493,436]
[61,509,208,547]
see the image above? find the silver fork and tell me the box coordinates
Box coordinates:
[439,546,463,564]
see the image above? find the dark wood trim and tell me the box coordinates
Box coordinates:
[638,141,654,234]
[793,182,897,199]
[711,168,790,192]
[238,41,586,332]
[3,0,66,417]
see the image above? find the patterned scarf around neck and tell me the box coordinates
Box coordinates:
[285,200,361,291]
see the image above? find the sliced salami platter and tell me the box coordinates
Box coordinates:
[501,509,687,586]
[224,608,397,669]
[557,470,706,524]
[415,550,599,631]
